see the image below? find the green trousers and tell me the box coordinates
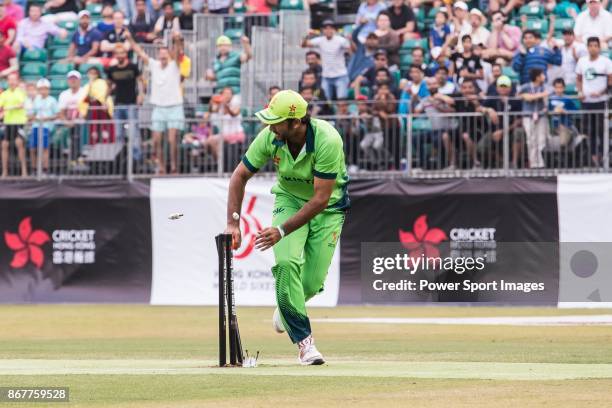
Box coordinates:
[271,193,345,343]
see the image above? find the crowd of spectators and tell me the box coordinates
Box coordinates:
[298,0,612,170]
[1,0,612,176]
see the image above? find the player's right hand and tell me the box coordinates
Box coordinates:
[224,224,242,250]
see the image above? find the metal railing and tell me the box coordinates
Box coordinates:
[0,102,610,180]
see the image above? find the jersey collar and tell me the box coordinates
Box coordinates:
[270,122,315,153]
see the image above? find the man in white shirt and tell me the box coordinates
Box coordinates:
[302,19,351,100]
[450,1,471,51]
[128,30,184,175]
[58,70,85,161]
[547,28,587,86]
[574,0,612,46]
[576,36,612,166]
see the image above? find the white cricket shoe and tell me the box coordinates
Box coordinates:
[298,335,325,365]
[272,307,286,333]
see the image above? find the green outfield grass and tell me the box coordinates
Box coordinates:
[0,305,611,407]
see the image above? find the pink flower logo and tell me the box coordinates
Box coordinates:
[4,217,50,269]
[234,196,263,259]
[399,214,447,258]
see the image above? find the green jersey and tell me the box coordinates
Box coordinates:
[242,118,349,211]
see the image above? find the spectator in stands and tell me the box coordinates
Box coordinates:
[79,66,115,144]
[518,67,549,168]
[28,78,58,174]
[130,0,156,43]
[413,77,455,169]
[468,9,489,49]
[373,81,400,168]
[333,98,360,168]
[512,30,561,84]
[179,0,194,31]
[449,35,484,85]
[0,4,16,46]
[244,0,276,39]
[267,85,280,103]
[302,50,322,87]
[489,0,524,17]
[357,97,384,165]
[3,0,22,22]
[474,43,492,96]
[482,11,521,61]
[574,0,612,45]
[549,77,578,147]
[205,0,234,14]
[23,80,36,117]
[300,85,333,116]
[204,86,245,160]
[348,29,378,83]
[302,19,351,100]
[206,35,252,85]
[299,69,328,100]
[398,64,429,113]
[128,30,183,174]
[427,46,451,76]
[154,1,180,41]
[435,65,456,95]
[67,10,102,65]
[58,70,84,161]
[355,0,387,44]
[175,36,191,84]
[410,46,428,73]
[100,11,131,60]
[386,0,417,39]
[96,5,115,35]
[548,29,586,86]
[373,11,400,67]
[479,75,525,168]
[370,68,398,97]
[0,31,16,78]
[448,79,483,169]
[15,5,66,52]
[429,10,450,50]
[352,49,390,98]
[450,1,471,46]
[106,44,143,142]
[0,72,27,177]
[576,36,612,167]
[42,0,79,24]
[116,0,136,21]
[486,63,515,96]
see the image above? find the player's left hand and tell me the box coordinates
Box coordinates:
[255,227,282,251]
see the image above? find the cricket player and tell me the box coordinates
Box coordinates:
[225,90,348,365]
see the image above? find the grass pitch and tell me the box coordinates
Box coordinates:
[0,305,611,407]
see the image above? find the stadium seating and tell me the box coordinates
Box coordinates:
[280,0,304,10]
[21,62,47,78]
[21,49,48,63]
[51,47,70,60]
[50,62,75,77]
[524,19,549,34]
[519,4,544,18]
[78,63,105,77]
[86,3,102,17]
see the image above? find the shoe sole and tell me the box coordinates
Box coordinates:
[300,358,325,366]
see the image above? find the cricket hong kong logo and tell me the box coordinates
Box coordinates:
[235,196,263,259]
[288,104,297,117]
[273,155,281,167]
[4,217,50,269]
[398,214,447,259]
